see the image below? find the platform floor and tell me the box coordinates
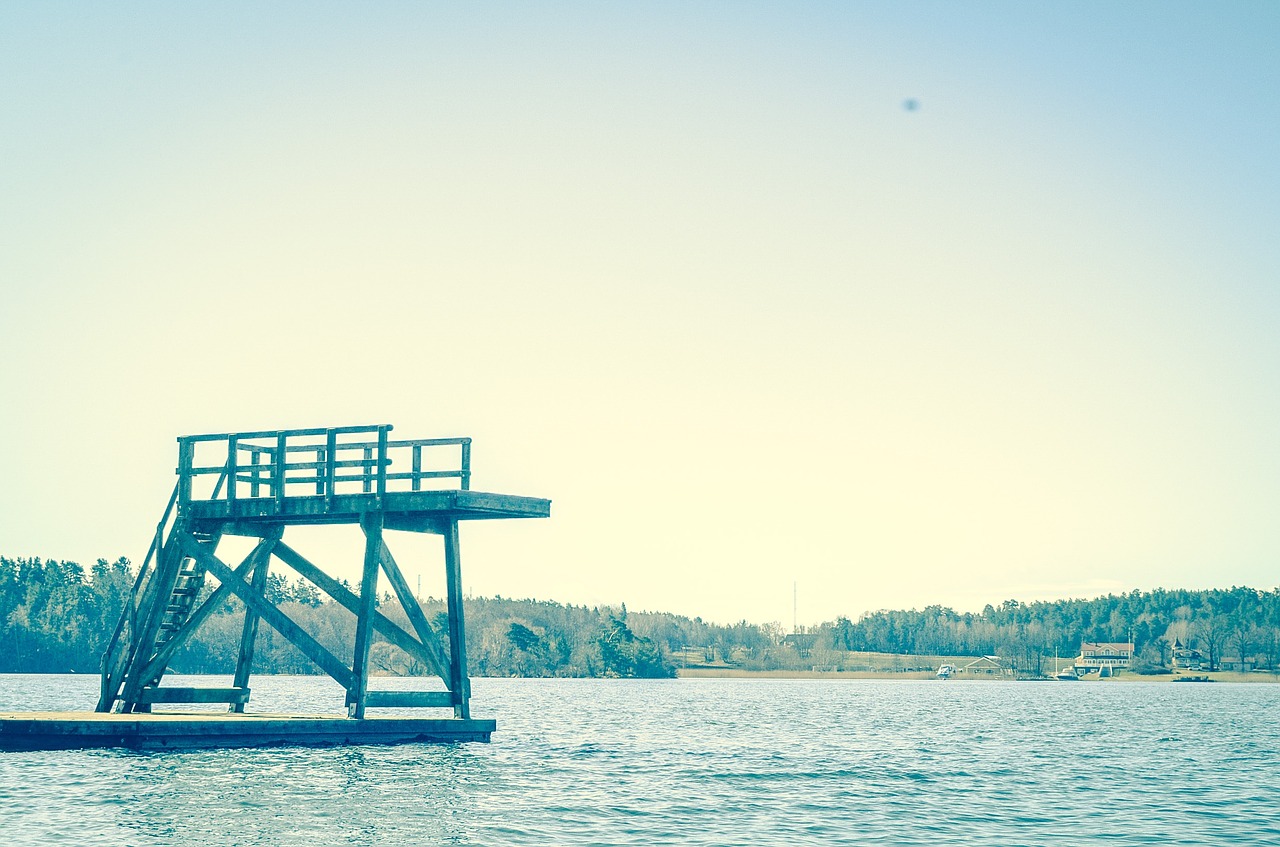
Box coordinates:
[0,712,495,751]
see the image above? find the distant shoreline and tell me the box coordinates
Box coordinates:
[676,668,1280,683]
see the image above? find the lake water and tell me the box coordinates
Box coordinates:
[1,675,1278,846]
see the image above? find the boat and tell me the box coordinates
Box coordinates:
[936,664,957,679]
[1052,653,1078,680]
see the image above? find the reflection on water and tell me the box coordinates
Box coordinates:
[2,675,1279,845]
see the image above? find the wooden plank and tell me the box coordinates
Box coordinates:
[181,424,388,443]
[271,541,450,684]
[364,690,453,709]
[250,450,262,498]
[187,539,355,690]
[376,426,389,500]
[461,439,471,489]
[139,687,251,705]
[349,512,384,717]
[443,519,470,719]
[227,435,238,502]
[177,438,195,505]
[0,712,494,751]
[274,431,287,504]
[378,543,451,680]
[325,429,337,506]
[185,490,552,524]
[383,514,447,534]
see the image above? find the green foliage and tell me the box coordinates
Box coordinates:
[595,614,676,678]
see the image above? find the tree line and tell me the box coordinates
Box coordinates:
[812,586,1280,674]
[3,554,1278,678]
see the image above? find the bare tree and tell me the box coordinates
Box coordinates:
[1228,618,1256,670]
[1258,626,1280,673]
[1195,615,1231,671]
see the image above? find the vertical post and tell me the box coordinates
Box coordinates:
[376,426,389,502]
[443,519,470,719]
[412,444,422,492]
[325,429,337,506]
[350,511,384,718]
[362,446,373,493]
[230,530,277,712]
[274,432,287,506]
[251,449,262,498]
[177,438,194,509]
[460,439,471,490]
[316,445,326,495]
[227,435,238,503]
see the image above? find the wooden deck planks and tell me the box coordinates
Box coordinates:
[185,489,551,530]
[0,712,494,751]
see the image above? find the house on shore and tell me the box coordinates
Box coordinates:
[1171,638,1204,671]
[1075,641,1134,672]
[959,655,1011,677]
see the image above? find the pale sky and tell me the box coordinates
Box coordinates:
[2,3,1278,628]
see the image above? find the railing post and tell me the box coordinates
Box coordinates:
[461,438,471,491]
[227,436,238,503]
[376,426,389,501]
[362,446,373,494]
[274,432,287,507]
[250,449,262,498]
[177,438,194,510]
[326,429,337,507]
[412,445,422,492]
[316,445,326,496]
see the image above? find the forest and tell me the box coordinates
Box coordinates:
[2,554,1278,678]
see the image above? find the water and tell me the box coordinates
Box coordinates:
[1,675,1278,846]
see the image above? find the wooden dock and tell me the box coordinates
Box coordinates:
[61,424,549,750]
[0,711,495,751]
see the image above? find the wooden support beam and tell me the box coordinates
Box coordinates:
[364,690,453,709]
[139,687,251,705]
[274,431,287,505]
[443,519,471,719]
[378,542,451,681]
[186,539,355,690]
[271,541,450,684]
[230,529,282,712]
[383,514,447,534]
[136,536,274,686]
[349,512,384,718]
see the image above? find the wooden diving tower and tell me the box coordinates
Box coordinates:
[0,425,549,750]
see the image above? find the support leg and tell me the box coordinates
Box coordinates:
[230,529,279,712]
[350,512,384,718]
[444,519,470,719]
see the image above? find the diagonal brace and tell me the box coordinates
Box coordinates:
[377,541,452,682]
[138,535,279,685]
[182,536,355,690]
[272,540,451,685]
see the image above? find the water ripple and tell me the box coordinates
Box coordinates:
[2,675,1279,845]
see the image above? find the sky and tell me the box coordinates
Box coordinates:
[2,2,1278,629]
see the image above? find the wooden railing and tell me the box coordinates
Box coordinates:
[176,425,471,506]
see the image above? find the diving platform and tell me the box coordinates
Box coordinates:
[0,425,548,751]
